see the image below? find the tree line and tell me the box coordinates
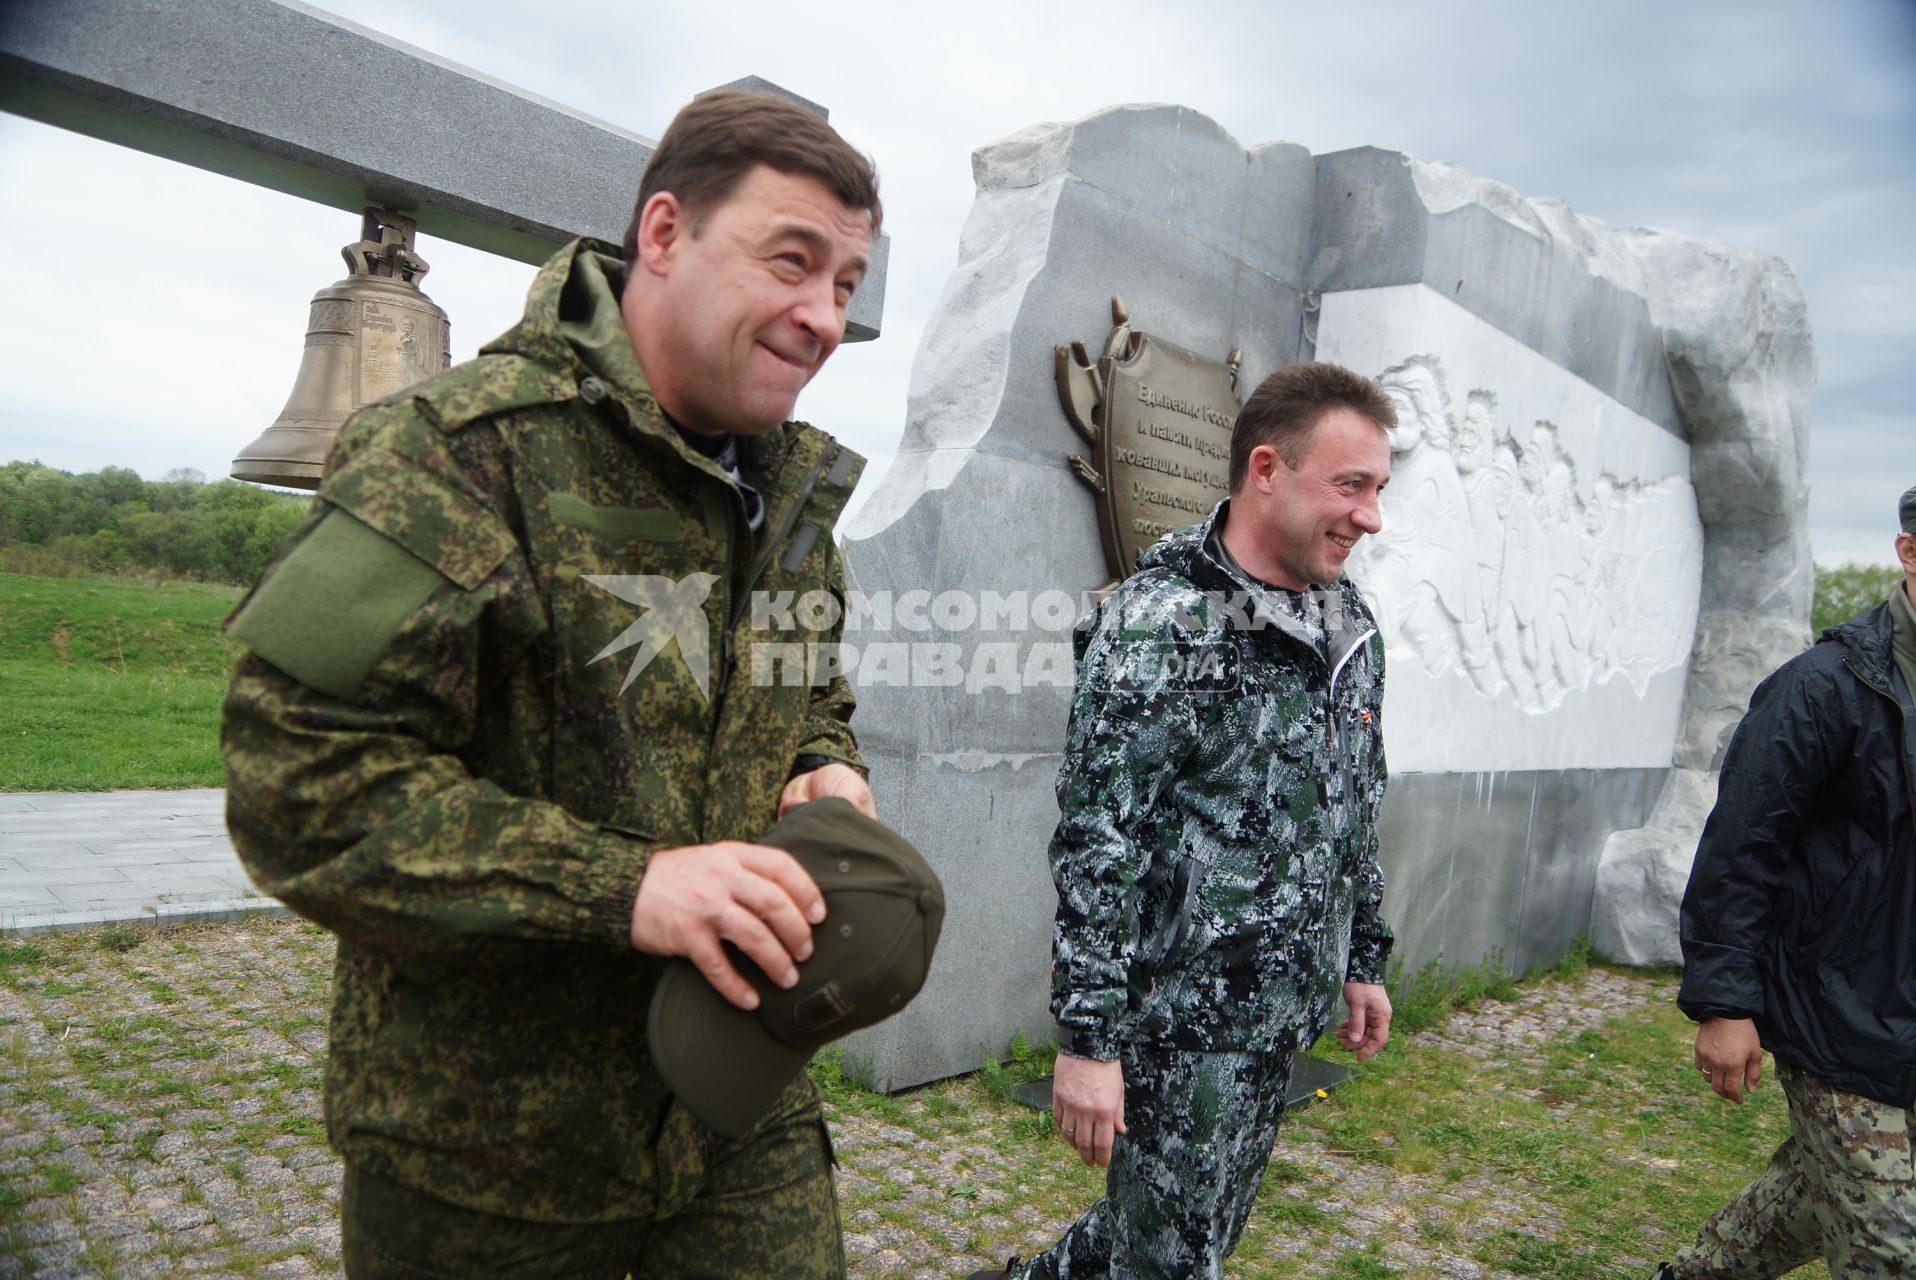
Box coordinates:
[1811,561,1903,634]
[0,461,311,586]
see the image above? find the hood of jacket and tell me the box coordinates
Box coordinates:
[481,236,632,382]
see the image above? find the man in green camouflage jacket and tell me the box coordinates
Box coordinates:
[222,92,879,1277]
[983,363,1399,1280]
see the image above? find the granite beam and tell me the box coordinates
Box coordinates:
[0,0,888,338]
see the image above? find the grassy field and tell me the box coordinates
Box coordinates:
[0,572,242,790]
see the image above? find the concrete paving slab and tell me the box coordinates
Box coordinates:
[0,815,87,834]
[169,843,253,864]
[79,837,221,856]
[4,820,211,841]
[52,875,247,906]
[0,899,291,937]
[0,864,131,888]
[11,850,148,873]
[0,788,276,935]
[0,840,100,862]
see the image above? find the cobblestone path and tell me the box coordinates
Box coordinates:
[1,919,1682,1279]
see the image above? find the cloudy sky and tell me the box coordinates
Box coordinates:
[1,0,1910,567]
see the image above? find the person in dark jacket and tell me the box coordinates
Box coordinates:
[1657,485,1916,1279]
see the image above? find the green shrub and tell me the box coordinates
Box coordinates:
[1387,952,1519,1034]
[1812,561,1901,635]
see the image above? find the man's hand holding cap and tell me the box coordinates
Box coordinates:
[647,798,945,1139]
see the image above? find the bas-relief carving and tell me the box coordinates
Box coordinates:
[1349,355,1700,714]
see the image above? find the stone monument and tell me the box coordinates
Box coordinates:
[835,105,1813,1089]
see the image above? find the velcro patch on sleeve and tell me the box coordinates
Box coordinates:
[227,508,449,701]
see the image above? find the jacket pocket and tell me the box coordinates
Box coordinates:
[1140,855,1204,973]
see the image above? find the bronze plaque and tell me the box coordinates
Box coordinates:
[1057,297,1242,582]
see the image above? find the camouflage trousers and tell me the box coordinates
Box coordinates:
[1017,1041,1295,1280]
[1672,1059,1915,1279]
[339,1103,844,1279]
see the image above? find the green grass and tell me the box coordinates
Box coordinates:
[1282,964,1830,1279]
[1384,950,1521,1033]
[0,570,242,789]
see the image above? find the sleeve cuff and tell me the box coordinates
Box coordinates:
[792,745,868,779]
[576,825,654,950]
[1056,1022,1121,1061]
[1345,936,1393,986]
[1678,939,1764,1021]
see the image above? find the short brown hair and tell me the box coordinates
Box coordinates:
[1228,361,1396,491]
[621,91,882,264]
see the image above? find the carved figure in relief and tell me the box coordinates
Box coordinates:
[396,316,425,389]
[1366,358,1493,693]
[1350,353,1698,714]
[1455,392,1512,616]
[1529,424,1595,693]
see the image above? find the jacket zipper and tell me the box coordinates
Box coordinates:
[715,442,840,698]
[731,443,839,636]
[1327,626,1376,704]
[1326,626,1377,880]
[1843,655,1916,837]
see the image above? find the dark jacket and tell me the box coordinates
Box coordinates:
[1678,599,1916,1107]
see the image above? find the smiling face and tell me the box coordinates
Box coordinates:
[623,165,873,437]
[1230,406,1391,590]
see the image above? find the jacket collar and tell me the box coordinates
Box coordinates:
[1139,501,1377,670]
[1826,598,1898,688]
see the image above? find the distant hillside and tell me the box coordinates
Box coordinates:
[0,571,241,789]
[0,461,311,587]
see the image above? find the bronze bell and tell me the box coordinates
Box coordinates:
[231,209,451,489]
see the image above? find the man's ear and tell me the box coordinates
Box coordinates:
[1247,443,1282,494]
[632,192,686,279]
[1897,531,1916,576]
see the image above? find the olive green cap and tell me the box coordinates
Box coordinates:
[648,797,945,1139]
[1901,483,1916,534]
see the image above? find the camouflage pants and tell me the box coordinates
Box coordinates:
[339,1107,844,1279]
[1017,1042,1294,1280]
[1672,1059,1915,1279]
